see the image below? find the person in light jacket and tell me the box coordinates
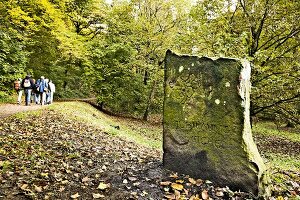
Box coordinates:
[48,80,55,104]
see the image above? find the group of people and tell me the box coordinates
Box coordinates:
[14,74,56,106]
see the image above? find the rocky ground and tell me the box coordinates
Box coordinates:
[0,104,299,199]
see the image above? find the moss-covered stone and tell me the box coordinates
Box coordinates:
[163,50,267,196]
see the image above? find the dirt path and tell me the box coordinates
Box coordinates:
[0,103,44,119]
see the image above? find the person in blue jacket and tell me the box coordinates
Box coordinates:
[36,76,49,105]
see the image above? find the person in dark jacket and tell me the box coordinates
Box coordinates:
[21,74,35,106]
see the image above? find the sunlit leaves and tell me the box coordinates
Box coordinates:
[97,182,110,190]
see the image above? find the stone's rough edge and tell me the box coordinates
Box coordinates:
[241,59,251,80]
[166,49,239,63]
[240,59,269,198]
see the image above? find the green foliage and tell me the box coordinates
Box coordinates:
[0,91,15,103]
[182,0,300,124]
[0,29,28,92]
[87,0,190,119]
[0,0,299,122]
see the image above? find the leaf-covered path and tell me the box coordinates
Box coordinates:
[0,106,165,199]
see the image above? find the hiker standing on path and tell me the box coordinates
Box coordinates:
[14,78,23,104]
[48,80,55,104]
[36,76,48,105]
[21,75,35,106]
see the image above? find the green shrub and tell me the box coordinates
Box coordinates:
[0,91,15,103]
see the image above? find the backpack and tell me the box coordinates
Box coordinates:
[23,79,31,88]
[14,80,20,90]
[35,80,40,91]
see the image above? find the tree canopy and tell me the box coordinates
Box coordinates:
[0,0,299,124]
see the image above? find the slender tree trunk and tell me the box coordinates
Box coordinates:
[99,101,104,110]
[143,81,156,121]
[143,70,149,85]
[63,69,68,89]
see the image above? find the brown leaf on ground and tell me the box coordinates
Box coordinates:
[171,183,183,191]
[201,190,209,200]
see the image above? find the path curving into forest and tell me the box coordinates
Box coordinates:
[0,103,45,119]
[0,98,97,120]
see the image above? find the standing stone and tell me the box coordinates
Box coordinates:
[163,50,266,195]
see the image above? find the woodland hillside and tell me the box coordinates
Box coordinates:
[0,0,299,124]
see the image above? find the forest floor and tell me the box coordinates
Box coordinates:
[0,102,299,200]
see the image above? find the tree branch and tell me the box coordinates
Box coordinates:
[252,93,300,116]
[249,0,270,56]
[261,28,300,51]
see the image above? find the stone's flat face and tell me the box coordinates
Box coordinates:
[163,50,265,195]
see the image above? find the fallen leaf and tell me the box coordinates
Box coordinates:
[142,191,148,195]
[201,190,209,200]
[133,182,140,186]
[160,181,171,186]
[196,179,203,186]
[189,195,201,200]
[88,160,93,166]
[174,189,181,198]
[175,179,184,183]
[131,192,138,196]
[59,186,65,192]
[128,176,137,181]
[34,185,43,192]
[97,182,110,190]
[71,193,80,199]
[164,194,176,199]
[215,190,224,197]
[126,185,131,190]
[140,190,148,197]
[183,188,189,196]
[171,183,183,191]
[20,184,28,190]
[169,173,178,179]
[92,193,105,199]
[61,180,69,184]
[40,173,49,178]
[188,178,196,185]
[82,176,90,182]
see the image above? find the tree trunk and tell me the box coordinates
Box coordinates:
[143,81,156,121]
[63,69,68,89]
